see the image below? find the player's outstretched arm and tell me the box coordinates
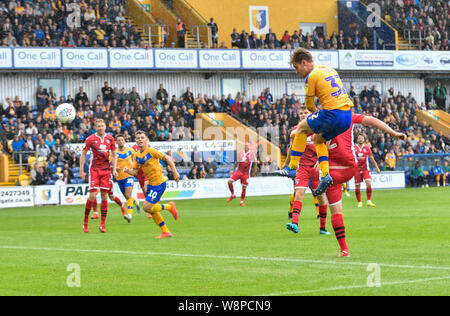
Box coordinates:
[370,155,381,174]
[111,150,118,178]
[79,149,87,180]
[283,145,291,169]
[164,155,180,182]
[361,116,406,141]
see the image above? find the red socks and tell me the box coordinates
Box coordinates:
[367,187,372,201]
[228,182,234,195]
[84,199,92,223]
[100,200,108,225]
[112,195,122,207]
[331,213,348,251]
[292,201,302,225]
[355,188,361,202]
[92,199,98,213]
[240,187,246,202]
[318,205,327,229]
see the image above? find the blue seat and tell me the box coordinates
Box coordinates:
[73,167,80,173]
[52,174,59,180]
[47,180,56,185]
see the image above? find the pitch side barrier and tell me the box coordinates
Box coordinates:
[0,47,448,71]
[0,171,408,208]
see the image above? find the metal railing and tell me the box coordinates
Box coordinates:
[143,24,169,47]
[189,25,211,48]
[12,151,36,175]
[403,29,425,49]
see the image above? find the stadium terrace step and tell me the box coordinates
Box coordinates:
[0,182,15,187]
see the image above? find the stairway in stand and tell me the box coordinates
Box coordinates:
[0,155,29,187]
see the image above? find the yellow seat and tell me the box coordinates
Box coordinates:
[18,174,31,186]
[28,156,36,165]
[7,140,13,152]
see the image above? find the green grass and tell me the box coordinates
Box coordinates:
[0,188,449,296]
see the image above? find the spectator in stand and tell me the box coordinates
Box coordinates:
[176,18,186,48]
[433,81,447,110]
[207,17,218,46]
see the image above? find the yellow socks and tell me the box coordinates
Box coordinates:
[288,194,295,215]
[343,183,348,193]
[314,142,330,177]
[151,212,170,233]
[151,203,173,213]
[314,196,319,216]
[289,134,307,169]
[126,197,135,215]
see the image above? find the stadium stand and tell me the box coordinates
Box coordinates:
[361,0,449,51]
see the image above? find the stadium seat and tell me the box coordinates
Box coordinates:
[46,180,56,185]
[18,174,31,186]
[73,167,80,173]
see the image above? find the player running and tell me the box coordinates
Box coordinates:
[227,142,257,207]
[132,143,151,218]
[323,114,406,257]
[287,48,354,197]
[285,107,331,236]
[79,119,118,233]
[115,134,141,222]
[354,134,380,207]
[123,130,180,238]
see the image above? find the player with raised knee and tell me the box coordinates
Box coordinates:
[227,142,257,207]
[124,131,179,238]
[287,48,354,197]
[354,134,380,207]
[115,134,141,223]
[325,114,406,257]
[79,119,118,233]
[132,143,150,218]
[285,106,331,236]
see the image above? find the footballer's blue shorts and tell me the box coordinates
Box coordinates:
[118,177,134,196]
[306,109,352,141]
[146,181,167,204]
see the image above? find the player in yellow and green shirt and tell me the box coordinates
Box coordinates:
[123,130,180,238]
[115,134,141,222]
[284,48,354,197]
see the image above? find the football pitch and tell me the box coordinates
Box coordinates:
[0,188,449,296]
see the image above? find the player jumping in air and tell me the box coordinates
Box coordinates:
[79,119,118,233]
[227,142,257,207]
[285,106,331,235]
[115,134,141,222]
[286,48,354,197]
[322,114,406,257]
[123,131,180,238]
[354,134,380,207]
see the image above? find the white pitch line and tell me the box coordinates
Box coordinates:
[259,275,450,296]
[2,245,450,272]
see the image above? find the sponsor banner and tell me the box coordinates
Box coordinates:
[286,81,306,97]
[109,48,154,68]
[310,51,339,69]
[161,177,295,201]
[393,51,450,70]
[249,6,270,35]
[241,50,291,69]
[62,48,108,69]
[13,48,61,68]
[340,50,450,71]
[59,177,294,205]
[0,187,34,208]
[348,171,405,190]
[154,49,198,69]
[198,50,241,69]
[34,185,60,205]
[65,140,236,155]
[0,48,12,68]
[340,50,394,69]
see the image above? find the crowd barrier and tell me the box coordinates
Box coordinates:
[0,172,406,209]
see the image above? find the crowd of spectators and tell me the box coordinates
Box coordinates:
[0,0,147,49]
[229,27,374,50]
[0,79,449,185]
[364,0,449,51]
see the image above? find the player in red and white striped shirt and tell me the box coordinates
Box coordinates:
[227,143,257,206]
[353,134,380,207]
